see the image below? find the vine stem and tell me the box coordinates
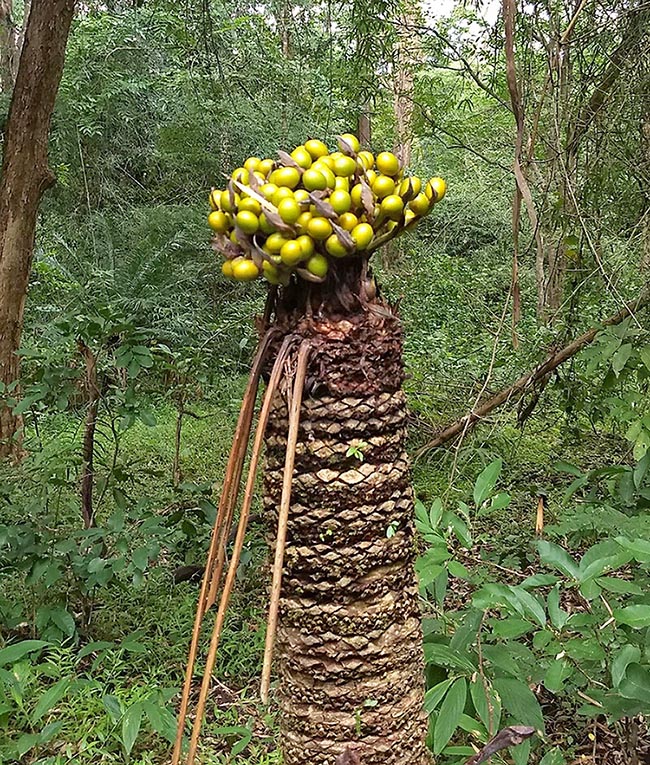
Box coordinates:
[260,340,311,703]
[184,336,293,765]
[171,328,274,765]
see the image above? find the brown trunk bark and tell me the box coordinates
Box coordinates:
[79,340,100,529]
[393,2,421,169]
[0,0,18,92]
[0,0,75,459]
[262,262,430,765]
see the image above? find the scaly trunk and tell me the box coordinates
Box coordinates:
[0,0,75,458]
[262,262,430,765]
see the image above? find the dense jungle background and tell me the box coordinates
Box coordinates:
[0,0,649,763]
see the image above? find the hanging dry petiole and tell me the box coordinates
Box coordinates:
[260,340,311,704]
[184,337,293,765]
[172,328,275,765]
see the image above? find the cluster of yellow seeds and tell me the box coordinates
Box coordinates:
[208,134,446,284]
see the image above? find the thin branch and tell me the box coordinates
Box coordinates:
[183,335,291,765]
[416,290,650,457]
[171,329,274,765]
[260,340,311,704]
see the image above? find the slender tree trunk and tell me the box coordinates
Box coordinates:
[78,340,99,529]
[0,0,75,459]
[392,1,421,169]
[0,0,18,92]
[263,262,430,765]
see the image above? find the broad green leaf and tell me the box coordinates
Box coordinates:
[102,694,123,723]
[521,574,558,588]
[537,541,579,579]
[429,498,443,529]
[511,737,531,765]
[482,645,521,677]
[143,699,177,742]
[565,637,606,662]
[473,459,502,506]
[596,577,642,595]
[611,645,641,688]
[615,536,650,562]
[509,586,546,627]
[0,640,49,665]
[491,618,535,639]
[617,663,650,703]
[539,748,566,765]
[424,643,476,673]
[424,678,454,713]
[544,660,571,694]
[615,605,650,629]
[31,677,71,724]
[78,641,115,659]
[612,343,633,375]
[640,347,650,372]
[433,678,467,754]
[447,560,471,580]
[121,702,143,756]
[493,678,545,732]
[470,677,501,734]
[49,607,76,637]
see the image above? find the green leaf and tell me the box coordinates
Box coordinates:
[433,678,467,754]
[539,748,566,765]
[49,607,76,637]
[612,343,633,375]
[491,618,535,639]
[121,702,143,756]
[132,547,149,571]
[596,577,642,595]
[615,605,650,629]
[544,660,571,694]
[482,645,521,677]
[611,645,641,688]
[78,640,115,659]
[618,663,650,703]
[424,678,454,713]
[31,677,71,724]
[102,694,123,723]
[474,459,502,506]
[537,541,579,579]
[424,643,476,673]
[447,560,471,580]
[493,678,545,732]
[0,640,49,665]
[470,677,501,734]
[615,536,650,562]
[142,699,177,742]
[511,737,531,765]
[640,347,650,372]
[509,586,546,627]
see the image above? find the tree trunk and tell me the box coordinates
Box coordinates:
[262,262,430,765]
[78,339,100,529]
[0,0,75,459]
[0,0,18,92]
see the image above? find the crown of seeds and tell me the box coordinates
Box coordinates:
[208,133,447,284]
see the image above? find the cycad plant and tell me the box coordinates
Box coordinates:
[173,134,446,765]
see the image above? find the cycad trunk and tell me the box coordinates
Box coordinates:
[263,262,430,765]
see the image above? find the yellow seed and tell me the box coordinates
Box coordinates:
[232,258,259,281]
[307,217,333,240]
[339,212,358,231]
[325,234,348,258]
[280,240,304,266]
[304,139,329,159]
[376,151,400,176]
[351,222,373,250]
[208,211,230,233]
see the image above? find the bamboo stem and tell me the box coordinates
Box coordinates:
[171,329,274,765]
[184,338,292,765]
[260,340,311,704]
